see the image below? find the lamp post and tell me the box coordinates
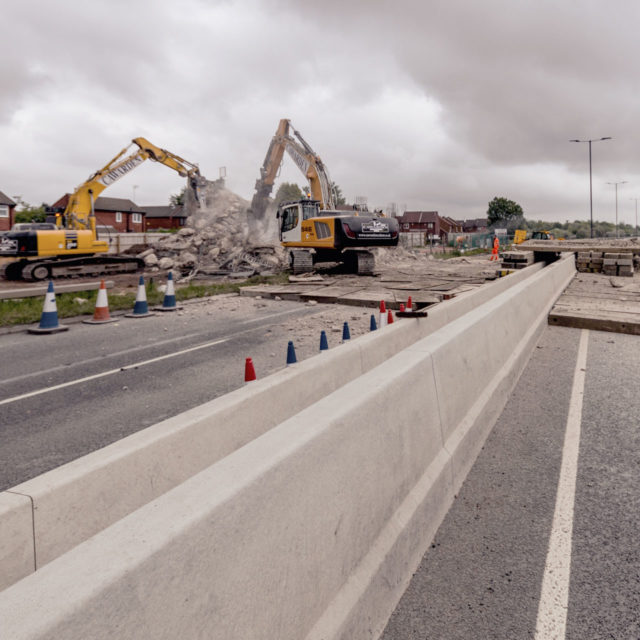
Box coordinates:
[606,181,627,238]
[630,198,639,238]
[570,137,612,238]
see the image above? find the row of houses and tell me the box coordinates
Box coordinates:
[0,190,187,233]
[2,188,487,244]
[395,211,488,244]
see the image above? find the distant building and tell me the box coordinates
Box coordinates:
[143,205,187,230]
[50,195,146,233]
[0,191,16,232]
[458,218,488,233]
[439,216,463,237]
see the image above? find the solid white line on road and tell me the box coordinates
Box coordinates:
[0,307,304,387]
[0,337,228,407]
[534,329,589,640]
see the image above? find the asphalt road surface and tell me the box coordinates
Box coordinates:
[0,295,369,490]
[381,325,640,639]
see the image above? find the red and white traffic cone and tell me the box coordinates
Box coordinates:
[83,280,116,324]
[387,309,394,325]
[406,296,413,312]
[245,357,257,383]
[399,303,406,312]
[379,300,387,328]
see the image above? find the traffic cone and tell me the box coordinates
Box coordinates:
[126,275,155,318]
[245,357,257,383]
[370,314,377,331]
[319,330,329,352]
[399,303,406,312]
[406,296,413,312]
[379,300,387,328]
[387,309,394,325]
[28,281,69,334]
[342,321,351,342]
[83,280,117,324]
[286,341,297,366]
[156,272,178,311]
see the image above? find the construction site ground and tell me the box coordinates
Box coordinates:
[238,250,500,309]
[5,250,640,338]
[549,271,640,335]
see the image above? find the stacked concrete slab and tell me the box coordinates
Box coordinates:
[576,250,634,276]
[0,256,576,640]
[500,250,533,270]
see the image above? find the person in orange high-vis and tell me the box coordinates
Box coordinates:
[490,235,500,261]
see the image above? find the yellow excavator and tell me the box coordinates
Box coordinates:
[250,119,398,275]
[1,138,204,280]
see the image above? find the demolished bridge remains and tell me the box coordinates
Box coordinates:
[142,179,287,277]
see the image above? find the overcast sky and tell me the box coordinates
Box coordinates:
[2,0,639,224]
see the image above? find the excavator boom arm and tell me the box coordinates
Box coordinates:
[251,119,335,219]
[63,138,203,230]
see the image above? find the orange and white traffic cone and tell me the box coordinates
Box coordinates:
[83,280,117,324]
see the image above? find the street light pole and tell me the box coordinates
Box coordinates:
[630,198,639,238]
[606,181,627,238]
[570,137,612,238]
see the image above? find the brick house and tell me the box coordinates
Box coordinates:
[50,195,146,232]
[439,216,463,240]
[458,218,488,233]
[397,211,439,233]
[0,191,16,231]
[143,205,187,230]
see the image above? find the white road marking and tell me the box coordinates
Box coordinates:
[0,337,230,407]
[534,329,589,639]
[0,307,303,387]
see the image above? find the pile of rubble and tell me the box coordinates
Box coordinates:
[140,180,287,279]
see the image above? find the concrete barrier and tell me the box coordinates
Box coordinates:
[105,232,165,254]
[0,255,575,638]
[0,261,548,590]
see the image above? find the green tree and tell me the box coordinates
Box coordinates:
[332,182,346,206]
[13,198,47,223]
[274,182,303,204]
[487,197,524,227]
[170,187,186,206]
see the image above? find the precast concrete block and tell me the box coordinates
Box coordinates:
[0,492,34,591]
[10,344,367,571]
[0,349,444,640]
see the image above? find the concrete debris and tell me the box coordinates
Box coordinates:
[143,179,288,278]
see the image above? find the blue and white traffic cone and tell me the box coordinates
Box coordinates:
[126,276,155,318]
[370,314,377,331]
[28,281,69,334]
[156,272,178,311]
[319,330,329,352]
[286,340,297,366]
[342,321,351,342]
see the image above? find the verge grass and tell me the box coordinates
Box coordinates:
[0,272,290,327]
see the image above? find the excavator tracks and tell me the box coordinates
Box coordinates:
[4,256,144,281]
[290,250,314,275]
